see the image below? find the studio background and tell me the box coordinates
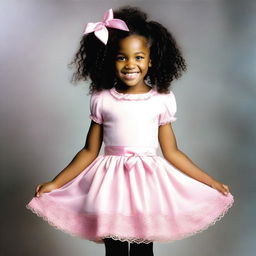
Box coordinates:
[0,0,255,255]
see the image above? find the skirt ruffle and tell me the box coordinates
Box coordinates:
[26,146,234,244]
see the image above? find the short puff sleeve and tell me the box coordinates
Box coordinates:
[158,91,177,125]
[89,92,103,124]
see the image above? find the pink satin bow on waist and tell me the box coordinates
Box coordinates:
[83,8,129,45]
[104,146,158,172]
[124,153,144,171]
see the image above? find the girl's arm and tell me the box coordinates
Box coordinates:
[35,120,103,196]
[51,120,103,187]
[158,123,230,196]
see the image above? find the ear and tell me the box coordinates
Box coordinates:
[149,59,152,67]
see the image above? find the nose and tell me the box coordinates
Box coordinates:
[125,59,136,69]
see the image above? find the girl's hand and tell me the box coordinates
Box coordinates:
[210,180,230,196]
[35,181,59,197]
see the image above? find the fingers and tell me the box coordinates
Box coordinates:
[36,184,41,192]
[35,184,42,197]
[223,184,230,192]
[222,184,230,196]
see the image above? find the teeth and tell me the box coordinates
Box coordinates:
[122,71,139,80]
[124,73,138,78]
[126,73,137,76]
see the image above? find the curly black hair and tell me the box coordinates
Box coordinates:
[68,6,187,94]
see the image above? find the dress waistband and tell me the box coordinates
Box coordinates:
[104,146,158,156]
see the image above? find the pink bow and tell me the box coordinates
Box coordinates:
[83,8,129,45]
[124,152,156,173]
[124,153,140,171]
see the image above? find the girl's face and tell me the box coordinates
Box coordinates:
[115,35,152,89]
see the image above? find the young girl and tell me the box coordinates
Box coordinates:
[26,6,234,256]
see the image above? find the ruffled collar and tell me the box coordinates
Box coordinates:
[109,87,157,101]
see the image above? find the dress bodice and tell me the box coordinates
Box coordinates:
[89,87,177,148]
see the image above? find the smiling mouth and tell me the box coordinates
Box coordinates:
[121,72,140,80]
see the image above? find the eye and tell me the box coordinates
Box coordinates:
[136,56,144,60]
[116,56,126,61]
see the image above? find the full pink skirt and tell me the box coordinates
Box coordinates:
[26,146,234,244]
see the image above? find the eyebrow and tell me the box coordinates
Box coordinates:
[117,51,146,55]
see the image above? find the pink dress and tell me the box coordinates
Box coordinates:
[26,87,234,244]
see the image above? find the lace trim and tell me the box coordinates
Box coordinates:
[26,204,104,243]
[26,196,234,244]
[109,87,157,101]
[89,115,103,124]
[103,197,234,244]
[159,117,177,126]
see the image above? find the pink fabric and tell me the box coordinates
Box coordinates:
[26,87,234,244]
[89,87,177,147]
[83,9,129,45]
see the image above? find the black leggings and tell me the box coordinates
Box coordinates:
[103,238,154,256]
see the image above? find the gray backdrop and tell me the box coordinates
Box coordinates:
[1,0,255,255]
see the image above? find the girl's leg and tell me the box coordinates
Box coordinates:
[130,242,154,256]
[103,238,129,256]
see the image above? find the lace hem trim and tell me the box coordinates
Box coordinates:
[26,196,234,244]
[26,204,103,243]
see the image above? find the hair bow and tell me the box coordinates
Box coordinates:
[83,8,129,45]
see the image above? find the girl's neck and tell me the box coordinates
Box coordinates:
[115,82,152,94]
